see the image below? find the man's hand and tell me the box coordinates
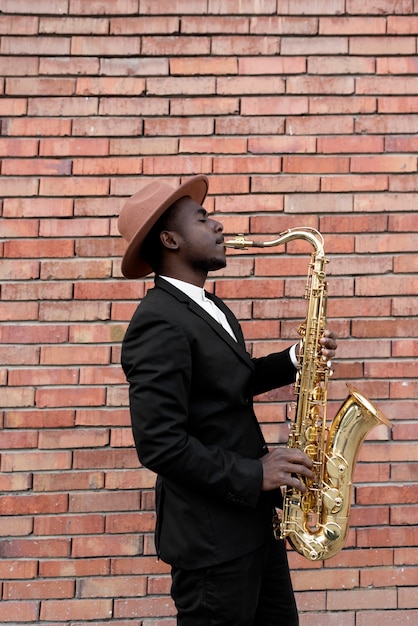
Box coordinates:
[320,329,337,361]
[260,447,314,492]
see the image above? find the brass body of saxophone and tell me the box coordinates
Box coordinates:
[225,227,391,561]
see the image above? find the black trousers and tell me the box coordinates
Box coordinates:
[171,536,299,626]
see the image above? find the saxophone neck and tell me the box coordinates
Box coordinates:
[224,227,325,257]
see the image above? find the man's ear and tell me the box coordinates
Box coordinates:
[160,230,179,250]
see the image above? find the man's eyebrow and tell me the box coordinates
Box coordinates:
[197,207,209,217]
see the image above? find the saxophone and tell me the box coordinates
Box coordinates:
[225,228,391,561]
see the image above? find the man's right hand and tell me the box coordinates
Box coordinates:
[260,447,314,492]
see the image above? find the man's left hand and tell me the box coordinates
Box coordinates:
[320,329,337,361]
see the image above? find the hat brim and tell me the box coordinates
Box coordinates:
[121,175,209,279]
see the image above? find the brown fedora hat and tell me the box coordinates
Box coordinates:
[118,174,209,279]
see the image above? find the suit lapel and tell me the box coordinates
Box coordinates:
[204,291,246,348]
[154,277,251,367]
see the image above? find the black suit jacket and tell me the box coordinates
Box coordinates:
[121,277,296,569]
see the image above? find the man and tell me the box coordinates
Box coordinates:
[118,175,337,626]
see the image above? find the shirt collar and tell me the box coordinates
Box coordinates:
[159,275,206,302]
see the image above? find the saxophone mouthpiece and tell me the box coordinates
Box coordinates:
[224,234,263,249]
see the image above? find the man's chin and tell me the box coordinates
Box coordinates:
[203,257,227,273]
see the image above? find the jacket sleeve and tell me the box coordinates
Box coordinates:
[122,315,264,509]
[252,348,297,396]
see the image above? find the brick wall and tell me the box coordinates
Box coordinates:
[1,0,417,624]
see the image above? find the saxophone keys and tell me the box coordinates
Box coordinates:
[323,521,342,541]
[323,487,344,513]
[326,455,348,479]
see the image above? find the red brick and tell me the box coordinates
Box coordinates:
[72,156,141,176]
[99,96,169,116]
[351,155,417,173]
[3,157,71,176]
[312,96,376,115]
[1,177,38,197]
[39,558,109,578]
[0,600,39,623]
[5,239,74,260]
[0,15,38,34]
[79,365,125,385]
[282,36,348,56]
[310,56,375,75]
[79,575,147,598]
[40,137,108,156]
[284,155,350,173]
[346,0,412,14]
[40,258,112,280]
[101,56,168,76]
[351,36,415,55]
[35,387,106,408]
[38,428,109,449]
[0,559,38,580]
[39,56,100,75]
[2,35,70,55]
[1,537,70,558]
[391,504,418,525]
[242,96,308,116]
[28,96,98,117]
[0,429,38,449]
[4,409,74,429]
[33,471,104,493]
[395,547,418,566]
[180,136,246,155]
[111,16,179,34]
[322,174,388,193]
[69,490,140,514]
[75,408,130,427]
[320,16,386,35]
[1,387,35,408]
[0,473,32,492]
[0,516,33,536]
[377,56,418,74]
[71,535,142,558]
[278,0,345,13]
[4,579,74,600]
[0,346,39,366]
[318,135,384,154]
[142,35,210,56]
[0,137,38,156]
[40,599,113,622]
[327,588,396,611]
[0,259,39,281]
[6,76,75,96]
[293,568,359,592]
[74,118,143,138]
[39,16,109,35]
[76,76,146,96]
[111,556,170,576]
[1,450,72,472]
[0,324,68,344]
[104,469,154,491]
[34,514,104,536]
[0,56,38,76]
[114,596,175,619]
[40,345,110,365]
